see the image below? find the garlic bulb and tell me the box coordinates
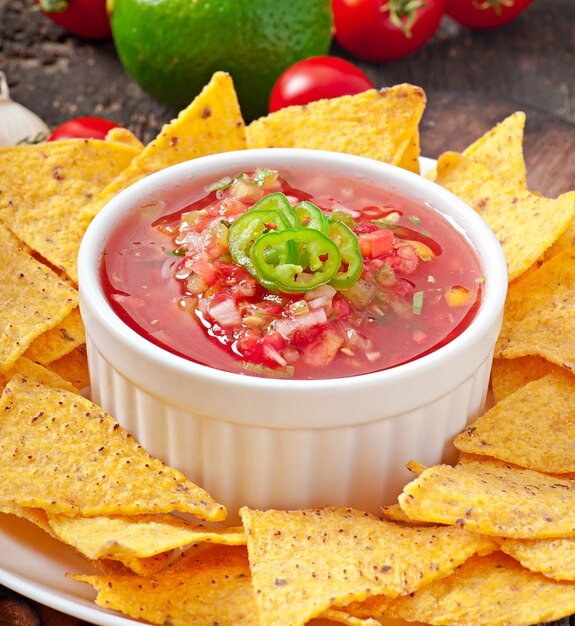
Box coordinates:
[0,72,50,146]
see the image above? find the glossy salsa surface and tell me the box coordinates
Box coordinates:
[101,167,484,379]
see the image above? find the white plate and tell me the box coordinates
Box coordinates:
[0,157,439,626]
[0,513,139,625]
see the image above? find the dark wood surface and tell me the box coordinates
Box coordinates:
[1,1,574,625]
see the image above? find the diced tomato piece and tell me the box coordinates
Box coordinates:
[358,229,394,258]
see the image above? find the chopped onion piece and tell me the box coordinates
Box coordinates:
[208,299,241,327]
[274,309,327,339]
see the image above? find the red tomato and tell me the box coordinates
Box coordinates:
[37,0,111,40]
[47,117,121,141]
[269,56,374,112]
[445,0,533,29]
[332,0,446,62]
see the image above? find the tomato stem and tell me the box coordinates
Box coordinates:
[380,0,427,38]
[38,0,70,13]
[472,0,515,14]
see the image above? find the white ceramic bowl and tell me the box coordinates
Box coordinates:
[78,149,507,521]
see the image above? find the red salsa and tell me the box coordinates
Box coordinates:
[101,168,484,379]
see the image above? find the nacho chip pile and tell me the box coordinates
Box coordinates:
[1,71,575,626]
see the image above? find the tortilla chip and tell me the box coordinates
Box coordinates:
[434,152,575,281]
[23,307,84,365]
[240,506,495,626]
[462,111,527,188]
[0,356,76,394]
[105,127,145,150]
[495,247,575,370]
[424,112,527,187]
[500,536,575,581]
[382,552,575,626]
[79,71,246,225]
[246,84,426,169]
[399,457,575,538]
[47,344,90,390]
[47,512,245,560]
[0,224,78,372]
[545,220,575,261]
[490,355,561,402]
[455,370,575,473]
[58,72,246,283]
[320,609,381,626]
[71,545,258,626]
[0,139,140,282]
[396,130,421,174]
[0,374,226,520]
[379,502,438,526]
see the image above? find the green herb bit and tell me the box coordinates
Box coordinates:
[408,215,421,225]
[412,290,424,315]
[241,362,294,378]
[162,246,187,257]
[205,175,233,193]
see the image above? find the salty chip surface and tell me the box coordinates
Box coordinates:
[246,84,426,169]
[399,457,575,538]
[0,375,226,520]
[240,506,494,626]
[0,224,78,372]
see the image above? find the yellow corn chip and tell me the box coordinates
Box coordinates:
[47,344,90,390]
[105,127,145,150]
[545,220,575,261]
[379,502,438,526]
[490,355,561,402]
[501,536,575,581]
[0,506,53,535]
[0,224,78,372]
[59,72,246,283]
[23,307,84,364]
[0,139,140,282]
[399,457,575,538]
[320,609,381,626]
[79,71,246,225]
[424,112,527,186]
[382,552,575,626]
[455,370,575,473]
[462,111,527,188]
[47,512,245,560]
[240,506,495,626]
[246,84,426,169]
[0,374,226,520]
[495,247,575,370]
[434,152,575,281]
[0,356,76,394]
[71,545,258,626]
[396,130,421,174]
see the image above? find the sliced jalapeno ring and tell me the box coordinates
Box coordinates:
[250,228,341,293]
[228,209,293,277]
[250,192,299,228]
[294,200,329,234]
[327,220,364,290]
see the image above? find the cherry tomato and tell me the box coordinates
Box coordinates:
[269,57,374,112]
[332,0,446,62]
[36,0,111,40]
[47,116,121,141]
[445,0,533,29]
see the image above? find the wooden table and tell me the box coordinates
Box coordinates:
[1,0,574,624]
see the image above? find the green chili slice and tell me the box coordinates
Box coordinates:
[228,209,293,278]
[250,192,299,228]
[327,221,363,290]
[294,200,329,234]
[250,228,341,293]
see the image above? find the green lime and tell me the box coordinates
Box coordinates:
[108,0,333,121]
